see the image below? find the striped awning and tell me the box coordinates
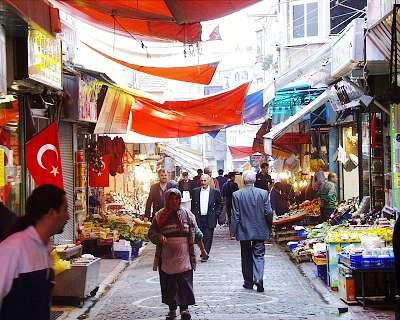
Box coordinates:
[367,8,400,69]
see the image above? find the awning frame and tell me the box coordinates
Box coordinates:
[263,90,330,155]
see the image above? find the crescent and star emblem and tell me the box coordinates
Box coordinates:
[37,144,60,177]
[96,160,106,176]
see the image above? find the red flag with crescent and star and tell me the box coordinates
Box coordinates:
[89,155,110,187]
[26,122,64,189]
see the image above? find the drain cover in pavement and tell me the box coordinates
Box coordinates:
[50,311,64,320]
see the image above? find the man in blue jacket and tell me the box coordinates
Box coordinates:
[231,170,272,293]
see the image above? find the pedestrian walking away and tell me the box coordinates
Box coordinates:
[145,169,170,221]
[148,188,208,320]
[222,172,239,230]
[216,169,227,191]
[0,184,70,320]
[231,170,272,293]
[191,174,223,257]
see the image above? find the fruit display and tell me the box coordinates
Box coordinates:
[325,226,393,243]
[298,199,320,216]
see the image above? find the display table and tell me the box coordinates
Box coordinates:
[353,267,395,309]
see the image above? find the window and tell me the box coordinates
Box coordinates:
[256,30,263,61]
[234,72,240,82]
[292,1,318,39]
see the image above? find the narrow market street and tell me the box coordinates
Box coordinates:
[66,228,392,320]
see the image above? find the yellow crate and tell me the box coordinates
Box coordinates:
[312,255,327,266]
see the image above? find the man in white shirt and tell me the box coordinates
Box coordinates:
[191,174,223,258]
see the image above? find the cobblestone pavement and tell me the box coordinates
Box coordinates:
[73,227,393,320]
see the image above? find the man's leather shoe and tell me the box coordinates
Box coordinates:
[242,282,253,290]
[254,281,264,292]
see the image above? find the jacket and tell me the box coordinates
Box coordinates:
[231,186,272,241]
[145,182,167,220]
[191,187,223,228]
[270,188,288,216]
[178,179,195,196]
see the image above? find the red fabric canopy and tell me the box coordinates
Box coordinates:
[130,82,250,138]
[52,0,260,43]
[229,146,254,159]
[83,42,218,85]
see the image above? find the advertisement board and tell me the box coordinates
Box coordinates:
[28,29,62,89]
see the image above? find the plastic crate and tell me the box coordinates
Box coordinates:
[317,264,328,284]
[133,240,143,257]
[313,255,327,266]
[296,229,308,238]
[114,250,131,261]
[287,241,299,252]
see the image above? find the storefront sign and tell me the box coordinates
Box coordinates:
[0,149,5,187]
[390,104,400,209]
[331,19,364,78]
[0,26,6,96]
[28,29,62,90]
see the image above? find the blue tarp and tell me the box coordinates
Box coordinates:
[208,89,265,138]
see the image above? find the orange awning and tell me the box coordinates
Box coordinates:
[83,42,218,85]
[52,0,260,43]
[130,83,250,138]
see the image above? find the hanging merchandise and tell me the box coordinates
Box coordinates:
[343,154,358,172]
[109,137,126,176]
[272,158,285,172]
[285,154,300,172]
[333,145,347,164]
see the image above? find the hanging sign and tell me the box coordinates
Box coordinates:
[28,29,62,90]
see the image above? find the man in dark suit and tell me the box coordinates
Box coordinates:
[191,174,223,258]
[231,170,272,293]
[145,169,169,221]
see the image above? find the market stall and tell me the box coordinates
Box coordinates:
[285,198,395,309]
[77,137,157,260]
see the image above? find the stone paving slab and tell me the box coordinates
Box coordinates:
[67,227,393,320]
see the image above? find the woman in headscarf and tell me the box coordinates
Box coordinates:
[148,188,207,320]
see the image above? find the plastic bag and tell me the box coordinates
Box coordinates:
[51,250,71,276]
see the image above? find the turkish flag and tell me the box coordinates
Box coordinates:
[26,122,64,189]
[89,155,110,187]
[208,25,222,41]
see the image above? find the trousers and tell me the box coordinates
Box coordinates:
[199,216,215,254]
[240,240,265,284]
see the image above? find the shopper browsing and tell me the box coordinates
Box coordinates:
[0,184,70,320]
[319,173,338,222]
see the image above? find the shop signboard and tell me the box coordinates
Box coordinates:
[390,104,400,209]
[0,26,6,96]
[0,149,5,187]
[331,18,364,78]
[28,29,62,90]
